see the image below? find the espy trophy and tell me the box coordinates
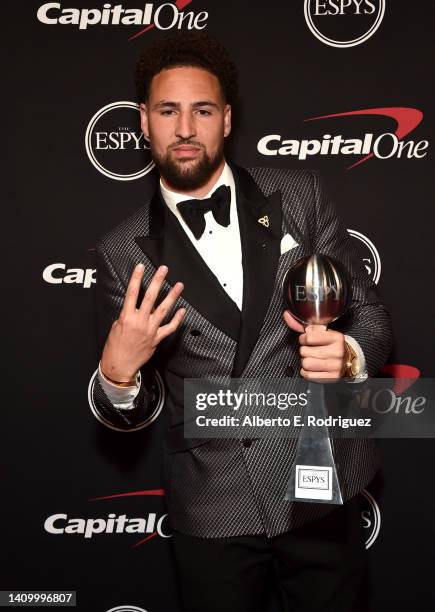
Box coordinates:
[283,254,351,504]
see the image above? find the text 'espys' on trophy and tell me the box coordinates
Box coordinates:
[282,253,351,505]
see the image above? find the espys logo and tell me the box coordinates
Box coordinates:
[88,368,165,431]
[347,229,381,284]
[304,0,385,48]
[85,101,154,181]
[42,263,96,288]
[107,607,148,612]
[258,107,428,169]
[44,489,171,547]
[360,489,381,549]
[37,2,207,40]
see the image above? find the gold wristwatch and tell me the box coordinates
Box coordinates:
[343,341,360,379]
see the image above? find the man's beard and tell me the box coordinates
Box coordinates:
[151,140,224,191]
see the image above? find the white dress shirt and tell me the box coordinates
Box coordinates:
[160,161,243,309]
[97,162,367,408]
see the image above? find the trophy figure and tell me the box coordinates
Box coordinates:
[282,254,351,504]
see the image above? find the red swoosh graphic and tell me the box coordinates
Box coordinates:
[132,531,159,547]
[128,0,193,41]
[89,489,166,547]
[89,488,165,501]
[305,107,423,169]
[380,363,421,395]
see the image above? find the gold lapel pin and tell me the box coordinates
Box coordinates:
[258,215,269,227]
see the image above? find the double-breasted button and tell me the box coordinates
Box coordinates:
[285,365,294,376]
[242,439,252,448]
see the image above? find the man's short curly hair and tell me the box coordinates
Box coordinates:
[134,31,238,106]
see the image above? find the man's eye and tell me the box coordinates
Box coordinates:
[160,110,176,116]
[196,109,211,116]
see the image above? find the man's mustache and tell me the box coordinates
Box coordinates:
[168,140,205,150]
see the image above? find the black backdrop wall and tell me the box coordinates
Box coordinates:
[5,1,435,611]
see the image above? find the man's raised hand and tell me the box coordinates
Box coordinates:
[100,263,185,382]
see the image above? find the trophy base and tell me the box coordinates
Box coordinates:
[285,462,343,505]
[285,382,343,505]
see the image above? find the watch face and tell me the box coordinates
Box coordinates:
[345,342,359,378]
[350,355,360,377]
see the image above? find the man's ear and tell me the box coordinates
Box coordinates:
[139,102,149,138]
[224,104,231,138]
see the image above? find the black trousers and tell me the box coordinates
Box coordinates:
[170,496,369,612]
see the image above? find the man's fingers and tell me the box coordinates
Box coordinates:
[139,265,169,316]
[121,263,145,314]
[299,328,339,346]
[301,357,342,372]
[156,308,186,342]
[300,345,344,359]
[151,282,185,327]
[306,324,327,332]
[283,310,305,333]
[300,368,340,383]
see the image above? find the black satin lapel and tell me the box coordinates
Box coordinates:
[162,211,241,340]
[134,188,165,269]
[135,189,241,342]
[230,165,282,378]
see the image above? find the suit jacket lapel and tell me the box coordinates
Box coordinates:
[134,165,283,375]
[230,163,282,378]
[134,187,241,341]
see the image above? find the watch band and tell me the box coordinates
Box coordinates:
[344,341,360,379]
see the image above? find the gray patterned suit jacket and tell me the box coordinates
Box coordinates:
[91,163,393,538]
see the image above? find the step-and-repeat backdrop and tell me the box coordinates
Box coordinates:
[6,2,435,611]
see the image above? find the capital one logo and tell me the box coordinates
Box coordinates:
[347,229,381,284]
[42,263,96,288]
[44,487,172,548]
[85,101,154,181]
[258,107,429,170]
[37,2,208,40]
[44,511,171,543]
[304,0,385,48]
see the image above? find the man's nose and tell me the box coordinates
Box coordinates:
[175,111,196,140]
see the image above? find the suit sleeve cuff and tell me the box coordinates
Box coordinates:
[97,361,141,406]
[344,335,368,383]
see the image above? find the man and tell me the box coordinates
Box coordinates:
[92,32,393,612]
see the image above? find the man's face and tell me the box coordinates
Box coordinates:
[140,66,231,191]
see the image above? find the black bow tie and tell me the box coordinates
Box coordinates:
[176,184,231,240]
